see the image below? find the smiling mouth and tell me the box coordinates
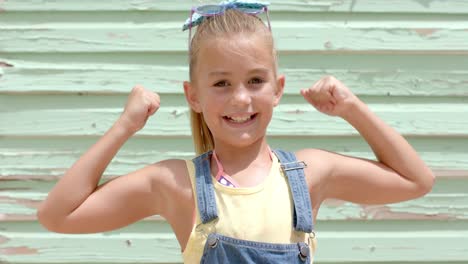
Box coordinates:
[223,113,257,123]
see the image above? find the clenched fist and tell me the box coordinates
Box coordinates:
[118,85,160,134]
[300,75,358,118]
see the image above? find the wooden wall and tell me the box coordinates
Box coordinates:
[1,0,467,263]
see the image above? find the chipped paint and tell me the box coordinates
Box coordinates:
[361,205,459,220]
[414,28,438,37]
[0,213,36,221]
[0,246,38,255]
[0,62,14,68]
[0,236,10,245]
[0,196,42,209]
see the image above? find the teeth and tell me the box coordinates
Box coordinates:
[228,115,252,123]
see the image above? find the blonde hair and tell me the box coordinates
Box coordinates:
[188,9,276,155]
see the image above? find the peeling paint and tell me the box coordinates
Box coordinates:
[0,214,37,221]
[0,246,38,255]
[285,109,307,114]
[349,0,357,13]
[324,41,333,49]
[0,196,42,209]
[361,205,458,220]
[414,28,437,37]
[413,0,438,9]
[108,32,129,39]
[0,62,14,68]
[435,170,468,178]
[170,109,185,118]
[0,187,30,191]
[324,198,346,207]
[0,175,108,181]
[0,235,10,245]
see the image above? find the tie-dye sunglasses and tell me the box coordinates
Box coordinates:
[182,1,271,49]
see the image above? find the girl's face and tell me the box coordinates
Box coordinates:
[185,34,285,148]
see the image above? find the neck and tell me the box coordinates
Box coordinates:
[212,137,271,175]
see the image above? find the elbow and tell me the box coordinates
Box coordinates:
[36,207,55,232]
[415,170,435,197]
[36,205,65,233]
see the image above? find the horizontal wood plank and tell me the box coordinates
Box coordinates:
[1,62,468,96]
[0,220,468,264]
[1,136,468,177]
[1,104,468,137]
[1,94,468,111]
[1,229,467,263]
[1,23,468,53]
[1,177,467,222]
[2,51,468,69]
[2,0,468,14]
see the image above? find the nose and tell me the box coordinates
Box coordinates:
[230,84,252,106]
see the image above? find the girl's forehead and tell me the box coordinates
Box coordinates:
[197,35,275,73]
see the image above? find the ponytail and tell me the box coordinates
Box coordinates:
[190,109,214,155]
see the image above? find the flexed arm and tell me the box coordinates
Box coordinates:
[37,85,162,233]
[300,76,434,204]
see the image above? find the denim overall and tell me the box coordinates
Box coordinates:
[192,149,315,263]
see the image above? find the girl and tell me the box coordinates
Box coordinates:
[37,1,435,263]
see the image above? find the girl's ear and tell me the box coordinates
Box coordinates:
[183,81,202,113]
[273,74,285,106]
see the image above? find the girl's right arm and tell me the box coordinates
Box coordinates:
[37,86,181,233]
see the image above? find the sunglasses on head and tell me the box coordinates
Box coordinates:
[183,1,271,50]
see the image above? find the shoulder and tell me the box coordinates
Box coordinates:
[149,158,192,194]
[295,148,336,174]
[153,152,213,187]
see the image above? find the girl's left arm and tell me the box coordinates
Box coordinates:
[299,76,435,204]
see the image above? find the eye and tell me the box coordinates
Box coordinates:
[213,80,230,87]
[248,77,265,85]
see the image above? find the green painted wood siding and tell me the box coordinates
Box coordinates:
[1,0,467,263]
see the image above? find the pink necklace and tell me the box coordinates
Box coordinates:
[212,147,273,188]
[212,150,239,188]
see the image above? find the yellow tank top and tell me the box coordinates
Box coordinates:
[182,154,317,263]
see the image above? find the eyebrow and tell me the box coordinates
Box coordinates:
[208,68,270,77]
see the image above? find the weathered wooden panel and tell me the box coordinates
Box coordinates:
[1,137,468,177]
[1,94,468,111]
[1,222,468,263]
[3,52,468,69]
[1,104,468,136]
[2,0,468,14]
[2,219,468,263]
[1,0,468,263]
[1,60,468,96]
[1,173,467,222]
[1,23,468,53]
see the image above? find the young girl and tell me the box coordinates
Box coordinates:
[37,1,435,263]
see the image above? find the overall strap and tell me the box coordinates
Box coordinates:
[192,151,219,224]
[273,149,314,233]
